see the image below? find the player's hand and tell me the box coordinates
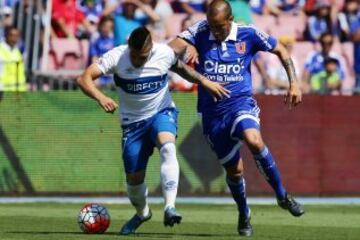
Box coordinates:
[184,45,199,64]
[98,96,118,114]
[201,79,231,102]
[284,83,302,109]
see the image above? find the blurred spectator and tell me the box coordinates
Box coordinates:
[0,6,13,40]
[173,0,209,14]
[304,1,333,41]
[350,13,360,94]
[277,0,305,13]
[251,0,305,16]
[135,0,174,40]
[304,0,316,14]
[114,0,158,45]
[77,0,104,35]
[2,0,17,7]
[13,0,45,70]
[228,0,252,24]
[114,1,141,45]
[251,53,273,93]
[102,0,123,16]
[310,57,341,94]
[269,0,305,16]
[169,16,196,92]
[90,16,115,88]
[0,26,26,92]
[264,36,300,94]
[78,0,103,22]
[51,0,91,38]
[302,32,346,93]
[338,0,359,42]
[250,0,268,15]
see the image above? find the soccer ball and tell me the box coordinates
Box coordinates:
[78,203,110,234]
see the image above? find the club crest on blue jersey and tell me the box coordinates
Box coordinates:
[235,42,246,54]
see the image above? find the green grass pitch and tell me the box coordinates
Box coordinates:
[0,203,360,240]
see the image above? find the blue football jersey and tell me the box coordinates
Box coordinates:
[179,20,277,117]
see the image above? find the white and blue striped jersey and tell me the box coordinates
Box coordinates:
[179,20,277,117]
[96,43,177,125]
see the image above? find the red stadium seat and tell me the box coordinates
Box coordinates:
[252,15,276,34]
[79,39,90,67]
[46,38,89,70]
[272,15,306,40]
[292,41,316,75]
[40,51,57,71]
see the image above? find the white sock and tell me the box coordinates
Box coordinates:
[127,183,150,218]
[160,142,179,210]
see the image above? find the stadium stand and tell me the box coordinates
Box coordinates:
[1,0,358,94]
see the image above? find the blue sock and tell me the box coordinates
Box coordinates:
[253,146,286,200]
[226,176,250,218]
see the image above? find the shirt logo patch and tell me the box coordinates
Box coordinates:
[235,42,246,54]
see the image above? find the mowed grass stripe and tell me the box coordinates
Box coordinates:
[0,203,359,240]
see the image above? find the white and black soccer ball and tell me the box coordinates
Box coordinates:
[78,203,110,234]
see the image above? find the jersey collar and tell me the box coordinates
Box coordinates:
[209,22,237,42]
[0,41,14,51]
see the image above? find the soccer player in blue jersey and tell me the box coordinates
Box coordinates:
[77,27,229,235]
[169,0,304,236]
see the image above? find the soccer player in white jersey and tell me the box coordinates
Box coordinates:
[77,27,229,235]
[169,0,304,236]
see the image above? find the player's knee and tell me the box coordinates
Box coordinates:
[160,142,177,162]
[244,131,264,153]
[227,171,244,183]
[126,172,145,185]
[225,161,244,182]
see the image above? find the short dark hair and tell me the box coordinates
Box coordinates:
[207,0,232,19]
[128,27,151,51]
[4,26,17,37]
[324,57,339,65]
[98,16,113,29]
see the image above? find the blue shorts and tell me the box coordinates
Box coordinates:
[122,108,178,173]
[202,97,260,167]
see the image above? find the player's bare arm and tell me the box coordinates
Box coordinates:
[170,59,230,101]
[271,43,302,108]
[77,63,118,113]
[168,38,199,64]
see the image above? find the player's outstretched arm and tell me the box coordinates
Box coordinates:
[271,43,302,109]
[170,59,230,101]
[168,38,199,64]
[77,63,118,113]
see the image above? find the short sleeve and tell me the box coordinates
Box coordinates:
[350,19,360,34]
[334,54,346,80]
[251,26,277,52]
[304,52,316,72]
[178,20,207,46]
[95,47,123,75]
[163,44,178,67]
[89,40,98,58]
